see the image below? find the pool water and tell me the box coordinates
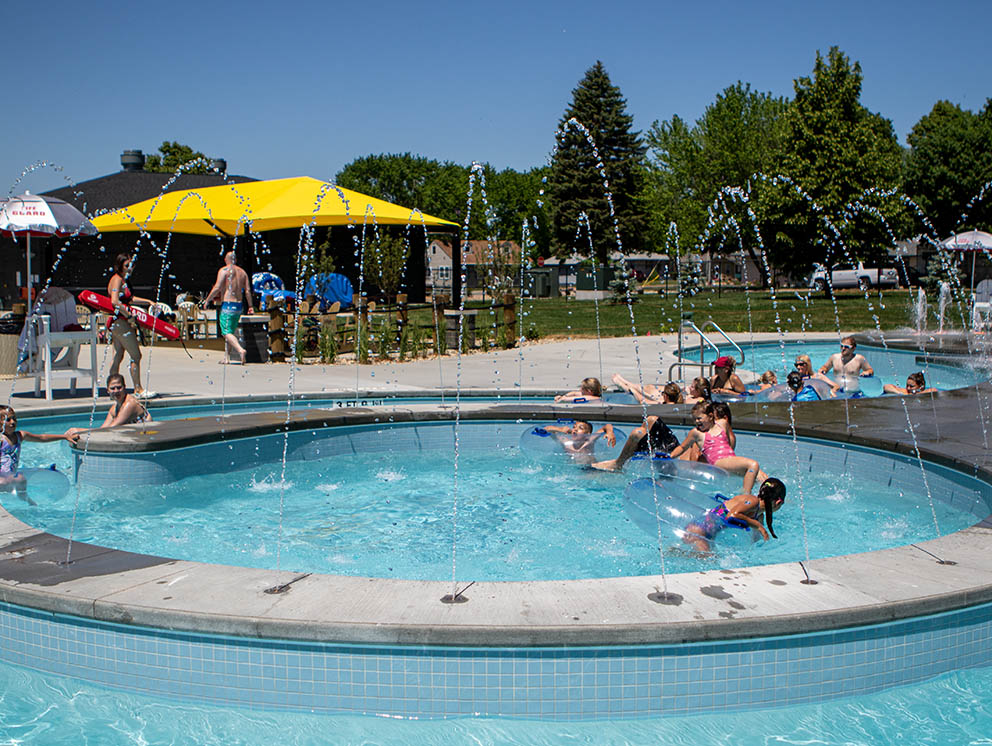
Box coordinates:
[683,340,985,392]
[7,423,984,580]
[1,656,991,745]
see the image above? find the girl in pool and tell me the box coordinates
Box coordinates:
[683,477,786,553]
[883,371,937,396]
[666,401,768,494]
[712,401,736,450]
[555,377,603,403]
[65,374,153,441]
[611,374,683,405]
[0,406,76,500]
[684,377,711,404]
[750,370,778,392]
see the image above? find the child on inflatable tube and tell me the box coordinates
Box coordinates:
[540,421,616,465]
[683,477,786,553]
[666,401,768,494]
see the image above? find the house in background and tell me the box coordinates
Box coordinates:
[427,239,521,297]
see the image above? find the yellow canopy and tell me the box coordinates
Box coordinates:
[92,176,458,236]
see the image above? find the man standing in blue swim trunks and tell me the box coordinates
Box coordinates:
[203,251,254,364]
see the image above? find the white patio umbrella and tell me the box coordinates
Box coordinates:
[0,191,97,307]
[941,230,992,294]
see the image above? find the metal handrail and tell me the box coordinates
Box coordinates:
[667,318,745,381]
[701,321,745,365]
[668,319,721,381]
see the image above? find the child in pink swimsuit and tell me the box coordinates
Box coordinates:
[667,401,768,494]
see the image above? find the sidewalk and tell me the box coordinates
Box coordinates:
[5,332,842,415]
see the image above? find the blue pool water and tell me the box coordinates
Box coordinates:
[682,340,984,393]
[1,657,991,745]
[7,422,986,580]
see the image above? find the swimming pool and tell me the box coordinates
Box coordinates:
[681,340,985,393]
[3,384,992,731]
[9,422,987,581]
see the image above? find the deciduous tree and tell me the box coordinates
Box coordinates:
[904,99,992,237]
[143,141,210,174]
[775,47,906,273]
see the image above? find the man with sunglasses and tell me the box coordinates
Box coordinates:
[819,337,874,385]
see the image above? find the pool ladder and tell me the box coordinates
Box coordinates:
[668,316,744,381]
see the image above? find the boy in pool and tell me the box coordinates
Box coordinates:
[0,406,76,503]
[683,477,786,553]
[542,421,616,465]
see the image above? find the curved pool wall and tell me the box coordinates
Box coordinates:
[3,389,992,719]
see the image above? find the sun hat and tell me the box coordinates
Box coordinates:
[713,356,733,369]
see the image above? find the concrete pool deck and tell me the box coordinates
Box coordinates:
[1,332,991,648]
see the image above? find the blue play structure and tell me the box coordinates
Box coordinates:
[303,273,354,311]
[251,272,296,310]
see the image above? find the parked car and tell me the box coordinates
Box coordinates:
[808,262,899,293]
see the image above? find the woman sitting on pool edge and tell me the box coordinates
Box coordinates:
[65,374,153,441]
[555,377,603,403]
[883,371,937,396]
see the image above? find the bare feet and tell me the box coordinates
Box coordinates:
[591,459,620,472]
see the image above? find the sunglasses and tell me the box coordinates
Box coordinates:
[795,361,808,366]
[840,344,853,350]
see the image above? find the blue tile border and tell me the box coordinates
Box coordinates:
[1,598,990,720]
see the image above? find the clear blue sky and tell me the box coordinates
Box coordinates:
[6,0,990,196]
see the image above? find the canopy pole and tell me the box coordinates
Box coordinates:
[25,233,32,309]
[452,234,462,308]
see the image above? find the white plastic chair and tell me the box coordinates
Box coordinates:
[23,314,98,400]
[972,279,992,331]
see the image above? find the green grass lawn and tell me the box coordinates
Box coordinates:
[437,287,945,339]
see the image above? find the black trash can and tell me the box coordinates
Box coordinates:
[0,315,24,377]
[239,315,269,364]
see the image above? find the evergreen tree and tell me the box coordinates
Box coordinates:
[548,61,648,262]
[774,47,907,272]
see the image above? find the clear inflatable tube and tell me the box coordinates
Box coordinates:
[20,466,70,502]
[519,421,627,465]
[623,477,757,551]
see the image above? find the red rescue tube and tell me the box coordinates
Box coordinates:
[78,290,180,341]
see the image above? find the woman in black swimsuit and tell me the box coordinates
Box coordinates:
[108,253,154,398]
